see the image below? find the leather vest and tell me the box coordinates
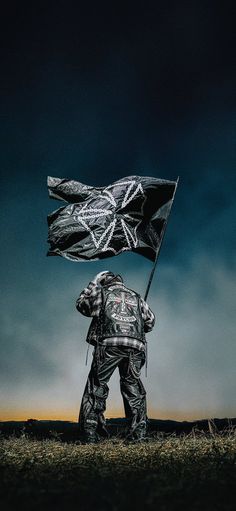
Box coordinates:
[99,283,145,342]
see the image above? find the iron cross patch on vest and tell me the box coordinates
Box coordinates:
[100,285,144,340]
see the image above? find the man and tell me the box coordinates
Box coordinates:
[76,270,155,443]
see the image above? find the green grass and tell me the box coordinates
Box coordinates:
[0,431,235,511]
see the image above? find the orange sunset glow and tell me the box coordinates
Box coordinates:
[1,406,234,423]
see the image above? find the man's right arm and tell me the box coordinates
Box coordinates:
[140,298,156,333]
[76,281,102,317]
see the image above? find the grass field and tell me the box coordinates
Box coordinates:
[0,430,235,511]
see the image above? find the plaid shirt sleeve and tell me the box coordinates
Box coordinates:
[76,281,103,317]
[140,298,155,332]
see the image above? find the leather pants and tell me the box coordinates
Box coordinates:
[79,344,147,440]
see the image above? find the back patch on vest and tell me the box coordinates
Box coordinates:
[101,285,144,339]
[106,288,138,322]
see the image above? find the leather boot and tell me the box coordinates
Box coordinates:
[80,413,99,444]
[125,420,147,443]
[82,429,98,444]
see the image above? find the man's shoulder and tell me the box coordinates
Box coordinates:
[103,283,141,300]
[104,282,135,292]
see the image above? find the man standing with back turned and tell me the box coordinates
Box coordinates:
[76,270,155,443]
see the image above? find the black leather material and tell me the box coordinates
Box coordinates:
[100,284,145,341]
[47,175,177,263]
[79,345,147,441]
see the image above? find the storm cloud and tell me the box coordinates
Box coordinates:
[0,2,235,420]
[1,253,235,420]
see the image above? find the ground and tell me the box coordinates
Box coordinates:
[0,431,235,510]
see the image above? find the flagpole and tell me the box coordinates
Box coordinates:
[144,177,179,302]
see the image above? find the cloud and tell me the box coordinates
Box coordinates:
[0,254,235,420]
[143,256,236,418]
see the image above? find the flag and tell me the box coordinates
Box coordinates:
[47,175,177,262]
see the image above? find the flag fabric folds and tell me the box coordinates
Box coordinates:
[47,175,177,262]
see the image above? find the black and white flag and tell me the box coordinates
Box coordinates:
[47,175,177,262]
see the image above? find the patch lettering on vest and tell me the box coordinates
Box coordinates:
[106,290,138,323]
[101,284,144,340]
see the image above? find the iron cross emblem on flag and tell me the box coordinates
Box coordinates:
[47,175,177,266]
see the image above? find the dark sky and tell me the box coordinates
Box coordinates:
[0,1,235,420]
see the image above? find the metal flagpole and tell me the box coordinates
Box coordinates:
[143,177,179,378]
[144,177,179,302]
